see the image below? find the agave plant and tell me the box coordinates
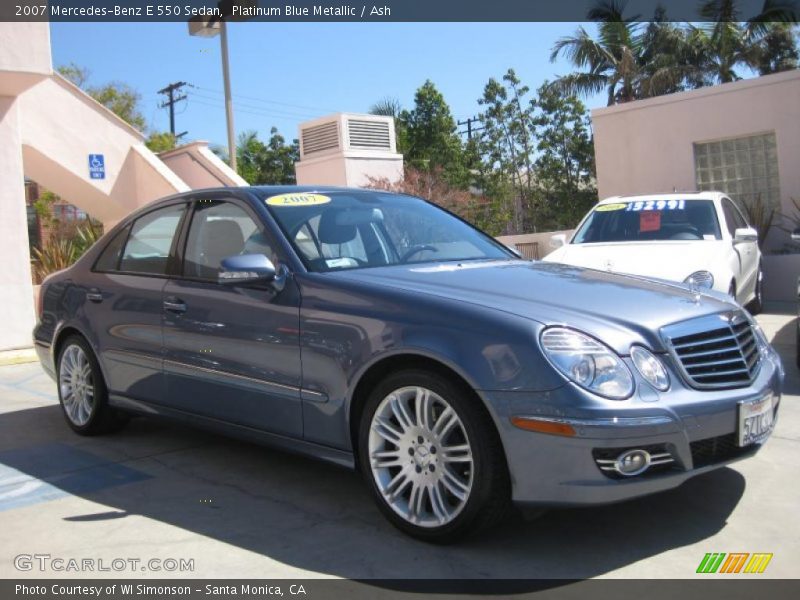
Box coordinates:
[73,221,103,255]
[740,193,777,250]
[31,238,78,283]
[31,222,103,283]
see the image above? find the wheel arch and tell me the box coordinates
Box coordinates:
[346,350,506,470]
[51,323,107,384]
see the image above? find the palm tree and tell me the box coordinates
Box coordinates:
[688,0,798,85]
[551,0,798,104]
[549,1,688,104]
[368,97,403,118]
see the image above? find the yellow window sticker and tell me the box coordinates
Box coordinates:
[595,203,627,212]
[266,193,331,207]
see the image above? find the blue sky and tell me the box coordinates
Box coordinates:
[50,22,604,147]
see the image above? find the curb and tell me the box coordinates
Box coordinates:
[0,348,38,366]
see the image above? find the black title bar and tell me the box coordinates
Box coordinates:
[3,0,799,22]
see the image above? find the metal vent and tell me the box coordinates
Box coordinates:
[662,311,760,390]
[301,121,340,156]
[347,119,392,150]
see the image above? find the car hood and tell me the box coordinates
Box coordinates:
[332,259,737,353]
[544,240,728,283]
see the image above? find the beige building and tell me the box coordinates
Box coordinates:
[592,70,800,301]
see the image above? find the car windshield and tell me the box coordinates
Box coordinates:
[572,199,722,244]
[261,190,512,272]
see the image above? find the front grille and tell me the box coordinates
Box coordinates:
[690,433,755,468]
[664,312,760,389]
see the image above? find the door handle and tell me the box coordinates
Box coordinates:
[86,288,103,303]
[163,298,187,313]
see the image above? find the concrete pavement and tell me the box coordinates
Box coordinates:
[0,312,797,580]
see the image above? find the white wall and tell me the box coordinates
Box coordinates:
[159,141,248,189]
[0,97,36,350]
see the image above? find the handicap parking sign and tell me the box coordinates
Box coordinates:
[88,154,105,180]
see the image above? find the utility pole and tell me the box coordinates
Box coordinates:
[218,19,236,171]
[158,81,188,141]
[458,117,484,140]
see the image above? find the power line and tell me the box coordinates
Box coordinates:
[187,97,307,123]
[458,116,484,141]
[187,90,322,119]
[158,81,189,141]
[190,84,336,114]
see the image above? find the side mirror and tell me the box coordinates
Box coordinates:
[792,227,800,242]
[733,227,758,243]
[550,234,567,249]
[219,254,276,285]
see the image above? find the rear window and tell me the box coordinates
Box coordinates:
[573,200,722,244]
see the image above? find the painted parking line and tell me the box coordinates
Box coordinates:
[0,442,150,512]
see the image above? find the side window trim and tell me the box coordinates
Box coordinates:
[115,202,190,279]
[91,223,132,273]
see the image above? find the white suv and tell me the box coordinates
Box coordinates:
[544,192,764,313]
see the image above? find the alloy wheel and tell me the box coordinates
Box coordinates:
[59,344,95,426]
[367,386,474,528]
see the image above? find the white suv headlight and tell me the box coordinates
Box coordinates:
[630,346,670,391]
[540,327,634,400]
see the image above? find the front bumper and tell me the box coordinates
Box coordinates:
[484,347,783,506]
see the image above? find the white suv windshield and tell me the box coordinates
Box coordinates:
[573,199,722,244]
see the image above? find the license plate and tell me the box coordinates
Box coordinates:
[738,394,774,447]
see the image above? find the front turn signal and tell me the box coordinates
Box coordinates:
[510,416,576,437]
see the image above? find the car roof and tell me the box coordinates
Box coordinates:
[598,191,725,205]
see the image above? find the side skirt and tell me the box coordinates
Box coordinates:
[109,394,355,470]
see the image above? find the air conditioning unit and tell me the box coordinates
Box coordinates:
[299,113,397,159]
[296,113,402,187]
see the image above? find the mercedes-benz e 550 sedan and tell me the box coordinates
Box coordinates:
[34,187,784,542]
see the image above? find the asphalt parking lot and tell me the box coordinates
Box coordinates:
[0,309,798,580]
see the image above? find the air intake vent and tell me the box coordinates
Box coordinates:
[347,119,392,150]
[301,121,340,156]
[662,311,760,390]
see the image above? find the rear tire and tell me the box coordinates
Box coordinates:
[358,369,511,543]
[56,335,127,436]
[795,319,800,370]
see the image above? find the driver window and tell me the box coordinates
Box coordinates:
[722,199,746,235]
[183,200,276,280]
[721,201,738,236]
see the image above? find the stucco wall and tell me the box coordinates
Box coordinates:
[0,97,36,350]
[592,70,800,251]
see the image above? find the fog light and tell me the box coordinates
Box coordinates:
[614,449,651,476]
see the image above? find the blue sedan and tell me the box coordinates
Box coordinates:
[33,187,784,542]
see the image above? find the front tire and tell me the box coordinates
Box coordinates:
[748,268,764,315]
[358,369,510,543]
[56,335,126,435]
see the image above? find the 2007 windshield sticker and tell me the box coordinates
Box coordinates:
[595,203,626,212]
[266,193,331,207]
[625,199,686,211]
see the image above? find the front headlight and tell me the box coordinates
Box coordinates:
[684,270,714,290]
[540,327,634,400]
[630,346,670,391]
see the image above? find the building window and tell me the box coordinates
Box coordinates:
[694,132,780,208]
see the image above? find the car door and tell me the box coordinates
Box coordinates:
[161,195,303,437]
[83,202,188,404]
[722,197,758,299]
